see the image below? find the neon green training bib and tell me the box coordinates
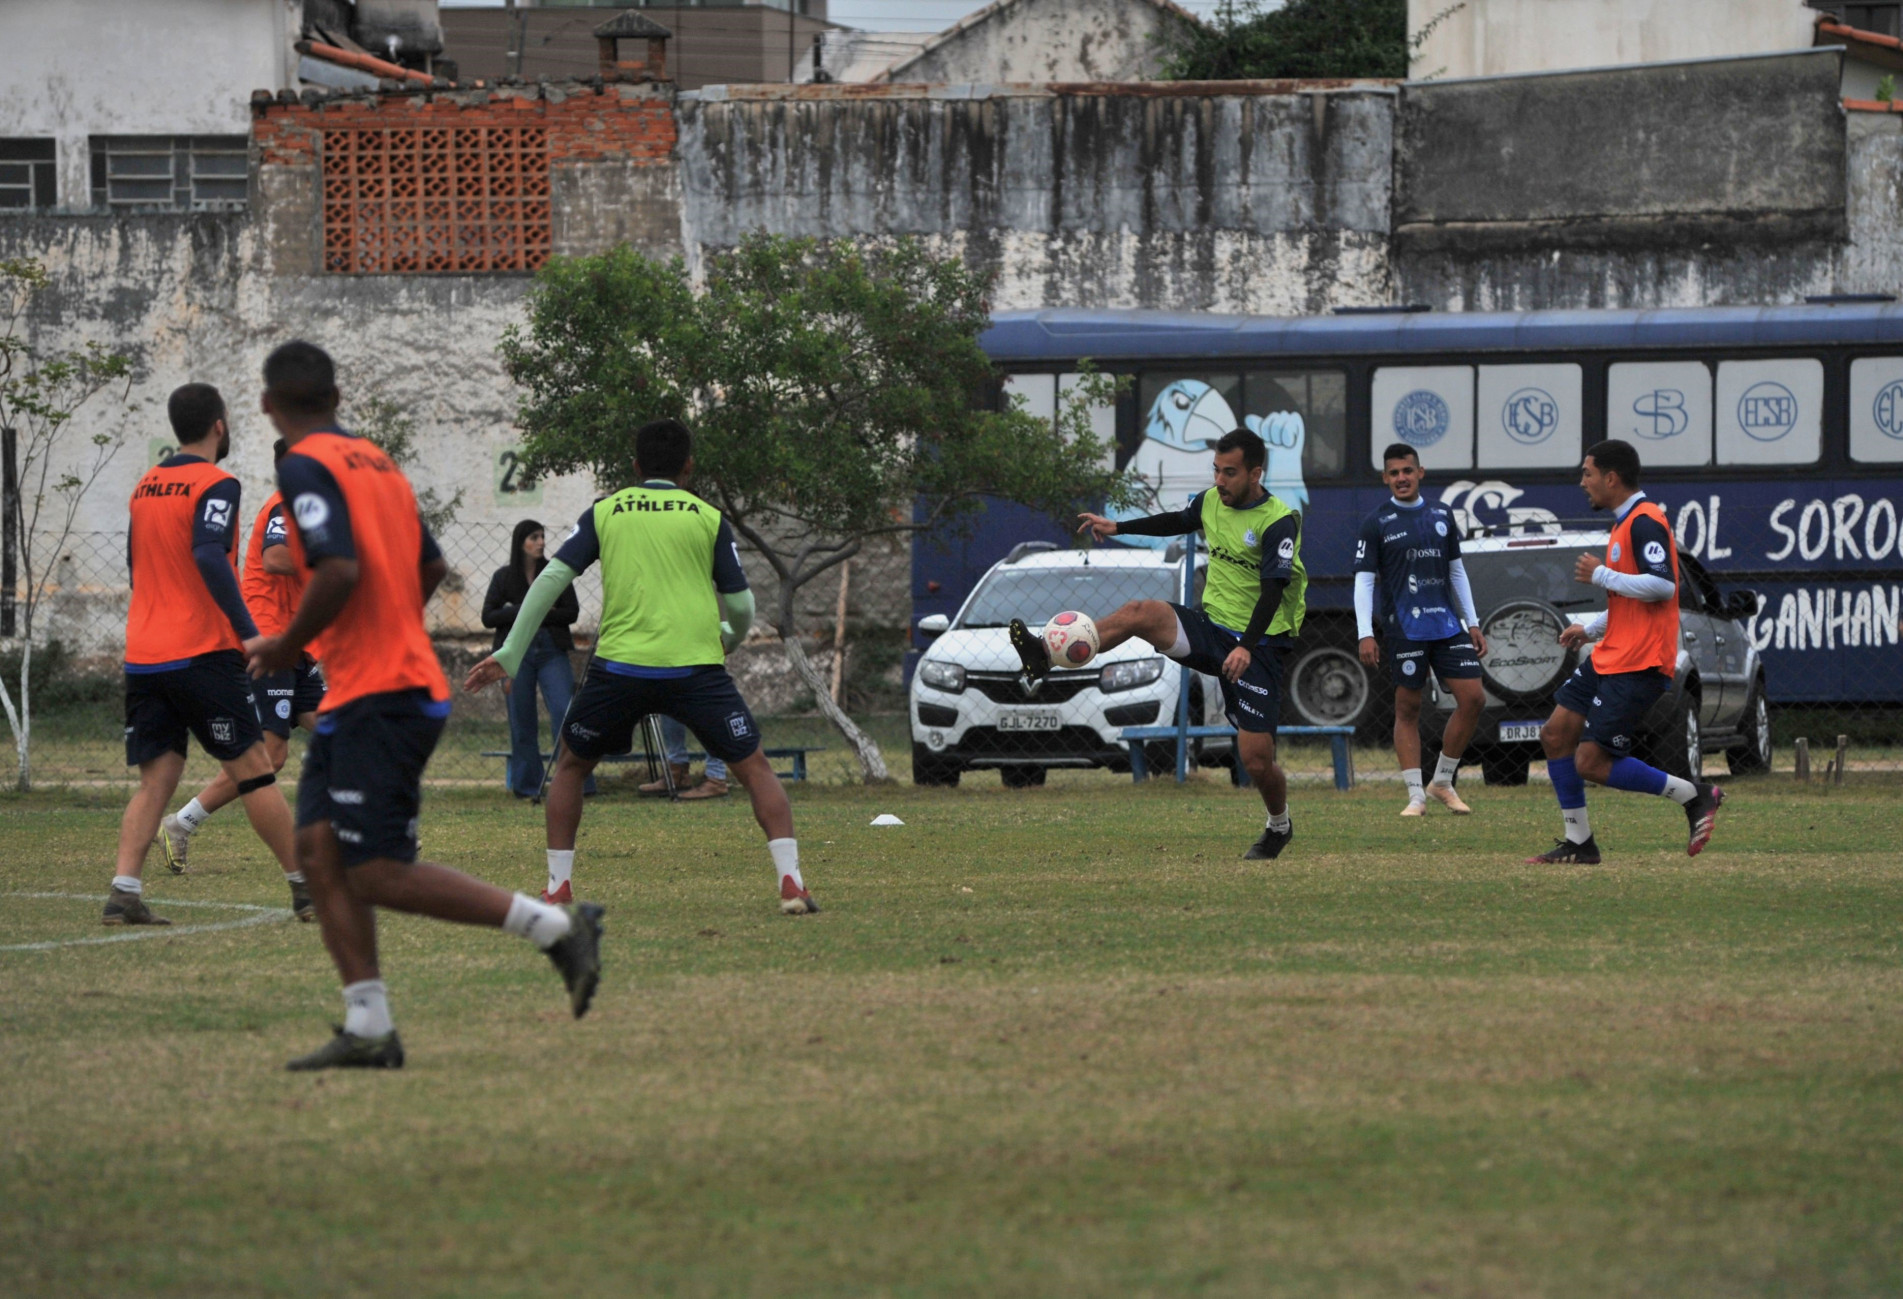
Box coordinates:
[592,484,727,667]
[1198,490,1307,638]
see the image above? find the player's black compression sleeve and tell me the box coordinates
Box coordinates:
[1238,513,1301,651]
[1110,491,1205,538]
[551,505,600,573]
[276,454,356,564]
[1238,576,1290,652]
[194,542,258,640]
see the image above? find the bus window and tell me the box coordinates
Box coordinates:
[1370,365,1474,472]
[1477,363,1581,470]
[1244,370,1347,479]
[1715,358,1822,466]
[1003,372,1058,422]
[1849,356,1903,463]
[1607,361,1712,467]
[1059,372,1119,468]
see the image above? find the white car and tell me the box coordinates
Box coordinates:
[910,542,1229,786]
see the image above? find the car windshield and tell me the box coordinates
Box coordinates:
[1461,545,1608,613]
[959,566,1181,628]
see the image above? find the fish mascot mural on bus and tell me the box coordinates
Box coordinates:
[1114,380,1309,549]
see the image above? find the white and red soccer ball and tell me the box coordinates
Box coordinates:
[1042,611,1100,668]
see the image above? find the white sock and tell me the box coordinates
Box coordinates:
[176,797,211,833]
[1401,767,1424,803]
[546,848,575,892]
[1562,806,1592,844]
[769,838,803,891]
[1266,809,1291,833]
[1660,774,1698,805]
[111,875,141,896]
[342,979,393,1038]
[286,871,305,885]
[503,892,572,950]
[1432,752,1462,787]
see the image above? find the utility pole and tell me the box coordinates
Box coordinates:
[505,0,526,79]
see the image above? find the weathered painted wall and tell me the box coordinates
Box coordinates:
[678,83,1398,315]
[878,0,1195,85]
[1408,0,1818,80]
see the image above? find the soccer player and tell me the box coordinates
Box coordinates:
[111,384,307,925]
[1528,439,1724,864]
[157,438,326,873]
[1354,443,1489,816]
[1009,426,1306,861]
[463,418,820,915]
[246,341,603,1071]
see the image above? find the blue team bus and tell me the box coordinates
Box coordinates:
[911,302,1903,732]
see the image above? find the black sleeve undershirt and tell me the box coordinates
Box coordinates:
[1111,492,1205,539]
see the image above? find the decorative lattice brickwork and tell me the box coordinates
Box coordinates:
[321,125,551,274]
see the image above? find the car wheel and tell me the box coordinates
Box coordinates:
[1725,683,1773,775]
[910,743,960,787]
[1646,693,1702,781]
[1285,640,1375,731]
[1479,745,1531,786]
[1000,765,1046,789]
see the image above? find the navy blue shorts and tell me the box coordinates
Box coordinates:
[258,658,326,737]
[123,650,263,767]
[1553,659,1670,758]
[296,689,448,867]
[563,661,762,765]
[1167,603,1290,735]
[1387,633,1481,690]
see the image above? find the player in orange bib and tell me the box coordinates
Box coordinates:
[108,384,306,925]
[156,437,328,873]
[244,341,603,1071]
[1528,439,1724,864]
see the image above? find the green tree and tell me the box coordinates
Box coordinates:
[0,258,133,790]
[500,236,1135,781]
[1162,0,1407,81]
[346,392,464,535]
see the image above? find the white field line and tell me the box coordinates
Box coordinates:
[1,892,291,952]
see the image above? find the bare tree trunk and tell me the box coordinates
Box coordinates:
[0,645,28,792]
[782,632,889,782]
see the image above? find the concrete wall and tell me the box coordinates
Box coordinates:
[678,83,1397,315]
[878,0,1194,84]
[1409,0,1819,80]
[0,0,299,211]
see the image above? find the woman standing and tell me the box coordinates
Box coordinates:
[483,519,583,797]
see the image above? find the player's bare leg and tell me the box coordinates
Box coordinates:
[725,748,818,914]
[1424,677,1482,814]
[1528,706,1599,863]
[1010,599,1183,680]
[106,752,186,924]
[162,714,315,874]
[541,745,598,902]
[1393,686,1428,815]
[1238,729,1294,861]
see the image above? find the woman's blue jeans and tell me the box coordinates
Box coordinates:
[507,631,592,796]
[660,714,728,782]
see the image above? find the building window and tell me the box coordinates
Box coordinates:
[0,139,56,210]
[320,126,551,273]
[89,136,248,211]
[1815,2,1903,37]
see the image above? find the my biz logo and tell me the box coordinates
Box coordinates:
[1738,381,1798,442]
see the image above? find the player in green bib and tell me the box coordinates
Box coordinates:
[1011,427,1307,860]
[466,419,819,915]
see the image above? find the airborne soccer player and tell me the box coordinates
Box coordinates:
[158,438,326,873]
[1355,443,1489,816]
[464,418,819,915]
[1528,439,1723,864]
[110,384,307,925]
[246,341,603,1071]
[1010,426,1307,861]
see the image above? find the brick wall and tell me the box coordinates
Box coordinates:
[253,83,677,273]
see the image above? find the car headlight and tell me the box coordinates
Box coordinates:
[918,659,966,693]
[1099,656,1166,693]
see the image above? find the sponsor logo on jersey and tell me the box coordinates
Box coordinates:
[1643,540,1666,566]
[202,499,232,530]
[1434,520,1448,537]
[209,717,233,744]
[1609,543,1622,562]
[1277,537,1295,560]
[293,493,330,530]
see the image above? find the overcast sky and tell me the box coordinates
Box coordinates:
[443,2,1252,31]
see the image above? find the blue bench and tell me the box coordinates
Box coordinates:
[1117,724,1356,791]
[481,747,823,782]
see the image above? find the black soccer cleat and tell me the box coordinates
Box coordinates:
[286,1026,405,1072]
[547,902,605,1020]
[1008,618,1052,683]
[1243,818,1294,861]
[1684,783,1724,857]
[102,891,171,926]
[1527,836,1602,865]
[289,879,315,923]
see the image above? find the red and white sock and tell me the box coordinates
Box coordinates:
[769,838,803,895]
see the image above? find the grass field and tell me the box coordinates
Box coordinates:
[2,771,1899,1296]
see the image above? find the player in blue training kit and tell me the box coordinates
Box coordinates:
[1355,443,1489,816]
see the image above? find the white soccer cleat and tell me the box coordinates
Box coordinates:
[1399,800,1427,818]
[1426,782,1472,815]
[157,813,191,873]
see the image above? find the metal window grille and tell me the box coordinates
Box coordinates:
[88,136,248,211]
[0,139,56,210]
[320,125,551,274]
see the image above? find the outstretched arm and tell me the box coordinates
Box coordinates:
[465,558,579,690]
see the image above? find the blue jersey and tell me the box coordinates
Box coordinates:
[1353,498,1464,642]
